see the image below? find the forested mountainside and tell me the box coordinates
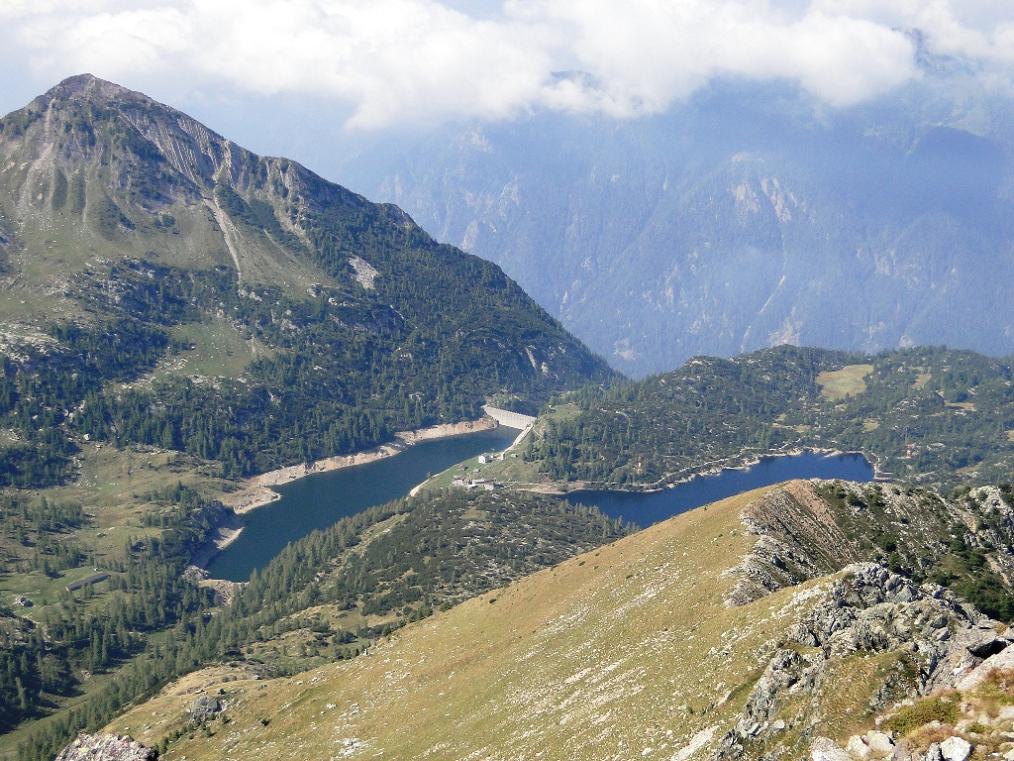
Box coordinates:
[101,481,1014,760]
[0,74,611,483]
[0,74,617,759]
[338,74,1014,376]
[523,345,1014,489]
[5,487,629,760]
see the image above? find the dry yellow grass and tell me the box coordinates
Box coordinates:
[817,364,874,400]
[945,400,977,412]
[108,486,866,761]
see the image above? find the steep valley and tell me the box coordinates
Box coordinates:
[0,74,614,759]
[338,75,1014,377]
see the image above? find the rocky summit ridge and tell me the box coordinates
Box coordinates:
[0,73,610,483]
[0,72,610,390]
[0,73,389,299]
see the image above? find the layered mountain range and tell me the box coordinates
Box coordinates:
[1,74,1013,761]
[338,75,1014,376]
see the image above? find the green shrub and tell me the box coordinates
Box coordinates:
[883,695,960,736]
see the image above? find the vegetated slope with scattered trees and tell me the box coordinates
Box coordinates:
[527,345,1014,488]
[0,74,613,483]
[0,73,613,759]
[9,487,629,760]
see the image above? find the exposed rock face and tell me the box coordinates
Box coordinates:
[342,87,1014,377]
[187,693,224,723]
[812,736,855,761]
[716,563,998,759]
[727,481,1014,610]
[961,486,1014,588]
[54,733,156,761]
[939,737,972,761]
[727,481,863,604]
[955,642,1014,691]
[710,482,1014,761]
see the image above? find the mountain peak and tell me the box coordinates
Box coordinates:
[43,73,148,106]
[0,73,249,207]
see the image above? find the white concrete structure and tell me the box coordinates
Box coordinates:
[482,405,537,430]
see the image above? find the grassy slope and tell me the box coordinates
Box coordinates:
[0,444,224,609]
[816,363,873,400]
[106,486,858,760]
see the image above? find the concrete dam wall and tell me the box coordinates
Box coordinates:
[482,406,537,430]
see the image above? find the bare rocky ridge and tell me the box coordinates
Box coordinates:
[728,481,1014,611]
[718,563,1002,759]
[54,733,156,761]
[716,480,1014,760]
[0,73,383,298]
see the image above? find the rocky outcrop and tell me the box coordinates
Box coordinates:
[727,481,1014,610]
[960,486,1014,588]
[186,693,225,724]
[727,482,863,604]
[810,733,976,761]
[55,734,156,761]
[716,563,1000,760]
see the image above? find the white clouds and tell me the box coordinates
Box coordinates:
[531,1,917,113]
[1,0,1012,128]
[812,0,1014,63]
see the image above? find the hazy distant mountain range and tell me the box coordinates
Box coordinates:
[337,67,1014,376]
[4,73,1014,761]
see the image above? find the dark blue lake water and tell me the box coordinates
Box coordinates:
[207,426,519,581]
[564,451,874,528]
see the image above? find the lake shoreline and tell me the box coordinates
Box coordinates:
[193,417,497,572]
[221,417,498,514]
[558,448,876,528]
[518,446,881,496]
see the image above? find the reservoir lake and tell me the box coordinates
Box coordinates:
[207,425,519,581]
[565,451,874,527]
[209,435,873,581]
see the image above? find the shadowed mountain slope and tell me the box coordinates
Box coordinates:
[339,77,1014,376]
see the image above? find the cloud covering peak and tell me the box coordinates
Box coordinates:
[2,0,1012,128]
